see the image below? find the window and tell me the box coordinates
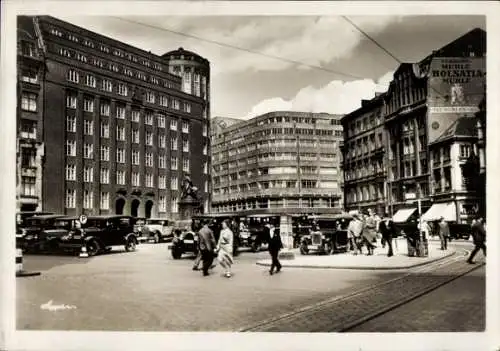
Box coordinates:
[101,79,113,92]
[116,148,125,164]
[183,158,190,172]
[137,72,147,81]
[203,162,208,174]
[100,168,109,184]
[76,53,87,63]
[22,41,36,56]
[203,144,207,155]
[132,150,140,165]
[183,102,191,113]
[132,172,140,186]
[171,136,178,150]
[171,196,178,213]
[100,146,110,161]
[150,77,159,85]
[109,63,119,73]
[83,143,93,159]
[116,105,126,119]
[59,48,71,58]
[203,124,207,137]
[116,170,126,185]
[85,75,96,88]
[159,134,166,148]
[66,140,76,156]
[170,120,178,131]
[145,112,153,125]
[66,115,76,132]
[83,39,94,48]
[21,176,36,196]
[132,129,139,144]
[100,45,110,53]
[171,176,178,190]
[131,110,140,122]
[157,114,166,128]
[118,83,128,96]
[460,145,471,158]
[146,92,155,103]
[159,95,168,107]
[67,69,79,83]
[65,164,76,180]
[145,173,153,188]
[65,189,76,208]
[21,149,36,168]
[204,180,208,192]
[68,34,79,42]
[116,126,125,141]
[159,155,166,168]
[100,122,109,138]
[146,131,153,146]
[83,190,93,209]
[21,68,38,84]
[82,119,93,136]
[171,156,178,170]
[100,101,110,116]
[145,152,153,167]
[159,175,166,189]
[84,167,94,182]
[182,139,189,152]
[124,68,133,77]
[100,192,109,210]
[182,121,189,133]
[173,99,180,110]
[159,196,167,212]
[21,92,38,112]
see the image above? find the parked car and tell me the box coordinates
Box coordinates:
[300,214,352,255]
[60,215,139,256]
[170,228,199,259]
[140,218,175,243]
[243,215,280,252]
[17,214,67,252]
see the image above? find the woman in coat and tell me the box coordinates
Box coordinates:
[362,209,378,255]
[216,220,234,278]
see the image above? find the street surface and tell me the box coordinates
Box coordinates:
[17,240,484,332]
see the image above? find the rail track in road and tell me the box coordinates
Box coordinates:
[239,248,484,332]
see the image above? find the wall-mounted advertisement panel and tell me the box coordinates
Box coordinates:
[427,57,485,144]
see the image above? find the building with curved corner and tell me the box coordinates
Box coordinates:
[211,112,344,216]
[16,16,211,219]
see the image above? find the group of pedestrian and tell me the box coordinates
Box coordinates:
[192,219,283,278]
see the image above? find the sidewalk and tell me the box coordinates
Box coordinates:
[256,238,456,270]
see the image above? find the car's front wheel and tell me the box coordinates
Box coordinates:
[171,247,182,259]
[250,241,261,252]
[300,243,309,255]
[125,237,137,252]
[87,239,100,256]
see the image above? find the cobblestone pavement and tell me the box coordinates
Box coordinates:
[241,249,484,332]
[349,265,485,332]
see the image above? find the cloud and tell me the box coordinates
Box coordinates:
[243,70,394,119]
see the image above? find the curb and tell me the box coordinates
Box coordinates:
[255,250,455,270]
[16,271,41,277]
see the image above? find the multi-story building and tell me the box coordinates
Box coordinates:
[211,111,344,215]
[16,16,210,219]
[341,28,486,224]
[341,92,387,214]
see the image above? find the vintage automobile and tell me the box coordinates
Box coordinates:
[17,214,67,252]
[169,214,242,259]
[59,215,139,256]
[299,214,352,255]
[140,218,175,243]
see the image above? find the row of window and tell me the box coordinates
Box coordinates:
[212,197,338,212]
[215,139,339,154]
[217,127,339,143]
[214,152,336,167]
[64,189,180,213]
[66,70,192,113]
[346,183,385,204]
[344,160,385,181]
[344,132,384,160]
[346,111,383,138]
[213,180,338,195]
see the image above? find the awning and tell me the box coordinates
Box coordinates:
[422,202,457,222]
[392,208,417,223]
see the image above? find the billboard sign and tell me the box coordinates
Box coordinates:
[427,57,485,144]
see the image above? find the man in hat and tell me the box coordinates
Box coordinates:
[438,216,450,250]
[467,216,486,264]
[378,213,396,257]
[347,211,364,255]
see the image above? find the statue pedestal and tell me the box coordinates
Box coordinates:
[278,215,295,260]
[177,195,202,231]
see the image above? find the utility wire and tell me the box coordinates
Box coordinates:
[110,16,390,85]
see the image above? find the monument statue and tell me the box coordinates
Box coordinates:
[180,176,199,201]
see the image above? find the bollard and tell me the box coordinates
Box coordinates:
[79,245,89,258]
[16,249,41,277]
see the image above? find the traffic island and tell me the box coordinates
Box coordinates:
[256,239,455,270]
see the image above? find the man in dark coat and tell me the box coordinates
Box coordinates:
[438,217,450,250]
[198,220,216,276]
[378,213,397,257]
[467,216,486,264]
[266,223,283,275]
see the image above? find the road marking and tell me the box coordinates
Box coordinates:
[40,300,77,311]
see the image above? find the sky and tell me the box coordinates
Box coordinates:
[58,14,485,119]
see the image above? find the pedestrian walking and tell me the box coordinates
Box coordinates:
[362,209,378,255]
[347,211,364,255]
[198,220,216,277]
[378,213,396,257]
[192,250,202,271]
[467,216,486,264]
[438,217,450,250]
[267,223,283,275]
[216,220,234,278]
